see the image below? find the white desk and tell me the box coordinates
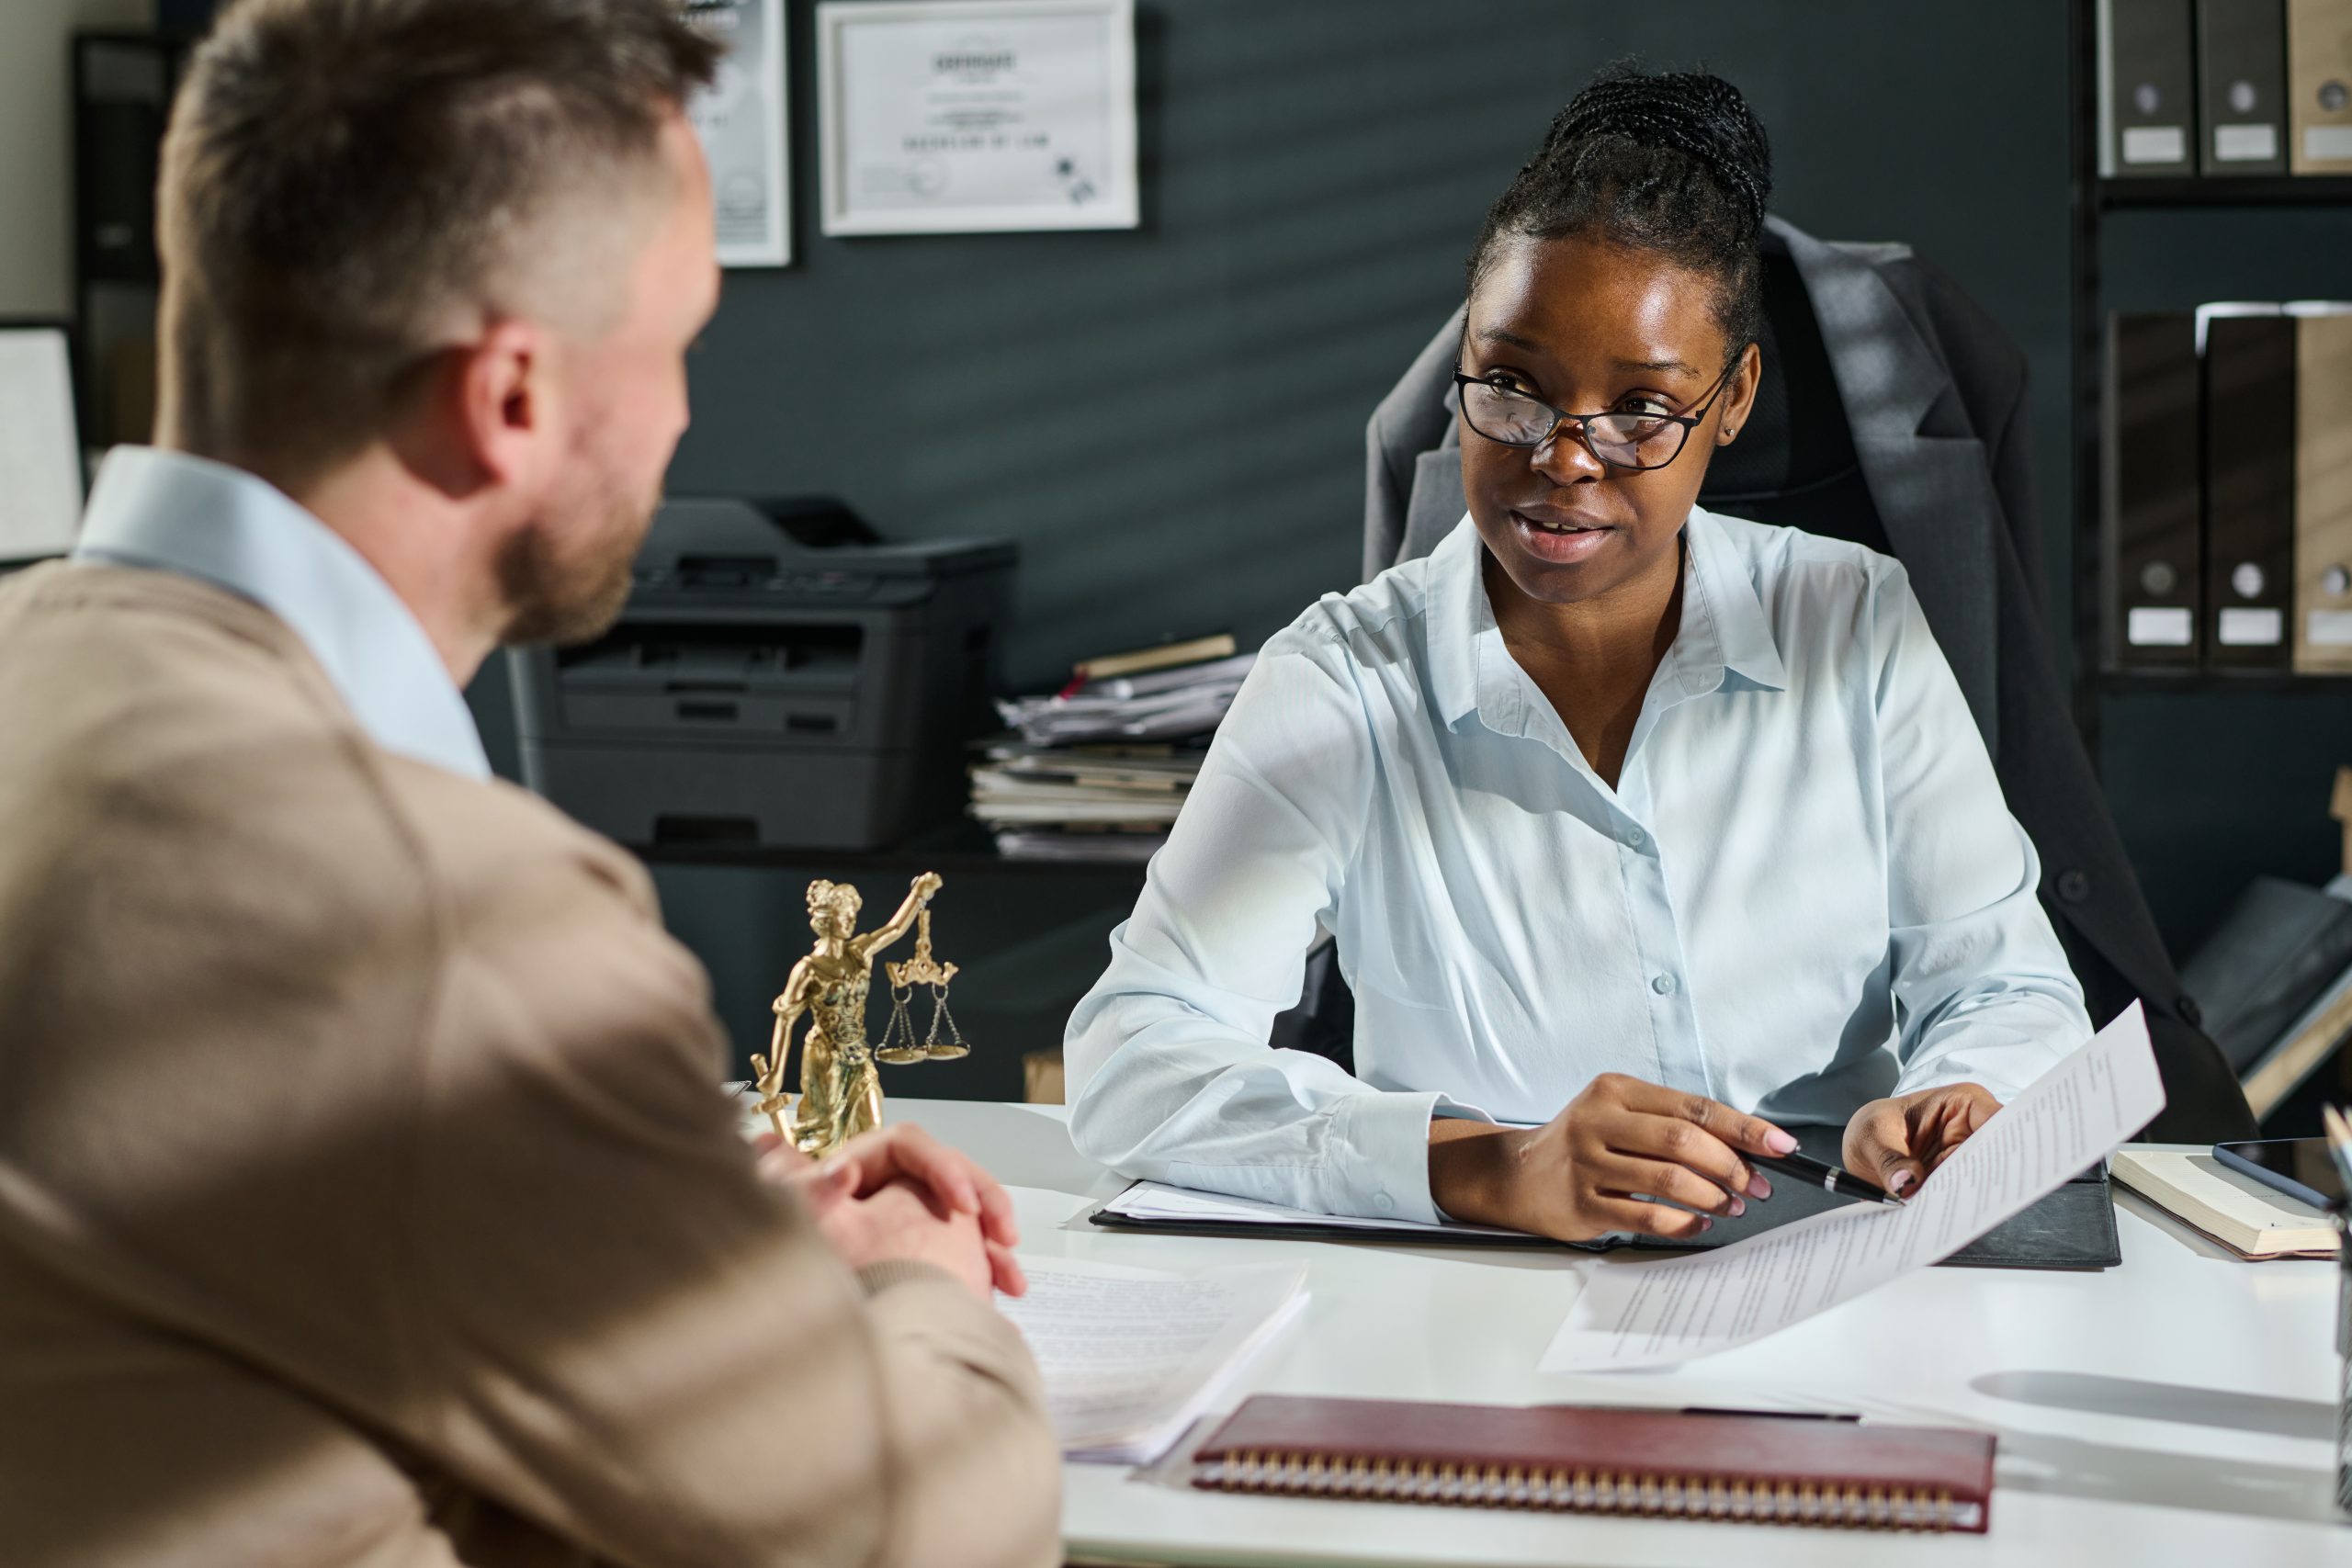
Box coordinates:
[892,1099,2350,1566]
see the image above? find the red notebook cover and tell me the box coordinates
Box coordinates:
[1192,1395,1994,1532]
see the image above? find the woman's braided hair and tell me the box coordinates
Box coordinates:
[1467,65,1773,369]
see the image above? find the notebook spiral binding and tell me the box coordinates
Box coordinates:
[1195,1450,1982,1532]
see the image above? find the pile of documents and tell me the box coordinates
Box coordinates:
[975,636,1252,862]
[994,1256,1308,1463]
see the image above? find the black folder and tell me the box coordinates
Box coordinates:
[2202,307,2297,669]
[2180,875,2352,1073]
[1090,1122,2123,1271]
[2199,0,2291,174]
[2104,312,2202,669]
[2105,0,2199,176]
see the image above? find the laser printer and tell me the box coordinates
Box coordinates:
[508,496,1013,852]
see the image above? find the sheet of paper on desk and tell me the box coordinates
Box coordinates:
[995,1256,1307,1464]
[1541,1001,2164,1373]
[1102,1179,1529,1238]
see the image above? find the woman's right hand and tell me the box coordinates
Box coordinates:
[1428,1074,1794,1242]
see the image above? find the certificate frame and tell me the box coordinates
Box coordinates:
[816,0,1139,236]
[685,0,792,268]
[0,317,85,565]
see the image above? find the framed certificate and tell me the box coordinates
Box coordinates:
[817,0,1138,236]
[685,0,792,267]
[0,320,85,563]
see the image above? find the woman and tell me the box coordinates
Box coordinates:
[1064,68,2091,1243]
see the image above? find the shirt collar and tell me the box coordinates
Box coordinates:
[1421,514,1487,728]
[1676,505,1790,695]
[74,446,492,780]
[1421,504,1788,732]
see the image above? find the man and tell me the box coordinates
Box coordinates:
[0,2,1058,1563]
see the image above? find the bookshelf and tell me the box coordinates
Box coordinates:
[2067,1,2352,739]
[2067,2,2352,1127]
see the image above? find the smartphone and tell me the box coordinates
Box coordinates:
[2211,1137,2345,1213]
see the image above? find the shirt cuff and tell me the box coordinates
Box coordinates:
[1330,1089,1492,1226]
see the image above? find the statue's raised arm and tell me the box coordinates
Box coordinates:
[853,872,942,962]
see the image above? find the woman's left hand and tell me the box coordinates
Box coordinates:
[1842,1083,2001,1200]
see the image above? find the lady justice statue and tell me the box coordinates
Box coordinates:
[750,872,970,1157]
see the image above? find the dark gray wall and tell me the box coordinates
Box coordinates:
[469,0,2343,1077]
[667,0,2076,694]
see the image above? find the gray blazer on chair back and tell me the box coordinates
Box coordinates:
[1359,214,2254,1142]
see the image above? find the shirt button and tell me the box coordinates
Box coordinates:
[1651,973,1678,997]
[1624,827,1646,848]
[1373,1192,1396,1213]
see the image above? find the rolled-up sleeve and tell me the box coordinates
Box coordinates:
[1871,565,2092,1100]
[1064,635,1469,1224]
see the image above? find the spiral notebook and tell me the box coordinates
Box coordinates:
[1191,1395,1995,1533]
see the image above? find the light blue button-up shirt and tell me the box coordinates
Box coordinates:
[72,446,491,780]
[1065,509,2091,1224]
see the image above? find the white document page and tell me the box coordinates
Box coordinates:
[996,1257,1307,1464]
[1101,1179,1528,1239]
[1542,1002,2164,1372]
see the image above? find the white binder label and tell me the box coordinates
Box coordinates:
[2214,123,2278,162]
[2306,125,2352,161]
[2127,606,2193,646]
[2217,607,2284,646]
[2310,609,2352,647]
[2122,126,2187,164]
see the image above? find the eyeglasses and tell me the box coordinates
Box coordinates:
[1451,356,1741,472]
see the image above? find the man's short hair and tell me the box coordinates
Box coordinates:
[159,0,720,479]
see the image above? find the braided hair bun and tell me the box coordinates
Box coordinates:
[1468,65,1774,364]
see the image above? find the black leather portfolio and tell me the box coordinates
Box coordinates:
[2203,308,2298,670]
[1090,1124,2122,1270]
[2103,312,2202,669]
[1627,1123,2121,1270]
[2198,0,2290,174]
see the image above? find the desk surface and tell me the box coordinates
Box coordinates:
[891,1099,2350,1567]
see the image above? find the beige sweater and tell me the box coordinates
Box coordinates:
[0,562,1059,1567]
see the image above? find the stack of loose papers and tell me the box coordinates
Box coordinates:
[977,648,1253,861]
[995,1257,1307,1464]
[995,653,1255,748]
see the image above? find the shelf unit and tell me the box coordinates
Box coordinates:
[2096,174,2352,208]
[2066,3,2352,746]
[2067,2,2352,1129]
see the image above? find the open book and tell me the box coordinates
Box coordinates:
[995,1257,1306,1464]
[2111,1148,2338,1258]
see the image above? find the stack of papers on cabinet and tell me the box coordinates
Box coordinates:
[995,1257,1307,1464]
[976,642,1253,861]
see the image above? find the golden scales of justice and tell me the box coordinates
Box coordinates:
[749,873,972,1158]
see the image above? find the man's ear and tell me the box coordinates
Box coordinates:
[452,320,555,488]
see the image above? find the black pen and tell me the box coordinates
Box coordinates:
[1749,1148,1905,1207]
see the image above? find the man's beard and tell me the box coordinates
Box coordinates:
[497,476,660,648]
